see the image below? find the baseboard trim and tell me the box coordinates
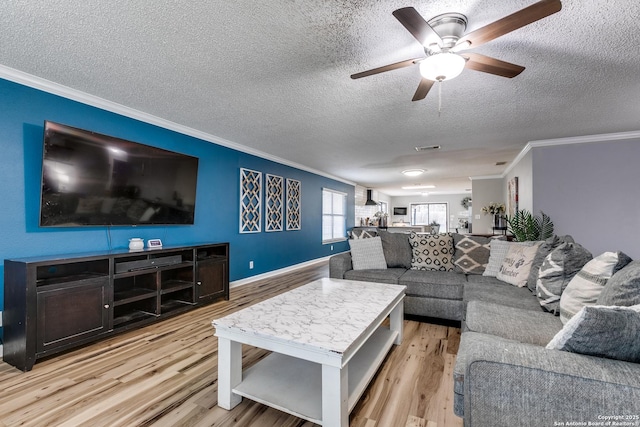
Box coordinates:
[229,255,335,288]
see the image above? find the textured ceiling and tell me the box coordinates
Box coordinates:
[1,0,639,196]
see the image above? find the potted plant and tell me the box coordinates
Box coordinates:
[505,210,554,241]
[429,220,440,234]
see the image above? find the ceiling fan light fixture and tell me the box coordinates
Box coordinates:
[419,52,466,81]
[402,169,425,177]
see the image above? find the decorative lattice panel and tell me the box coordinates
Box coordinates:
[265,174,284,232]
[286,179,301,231]
[240,168,262,233]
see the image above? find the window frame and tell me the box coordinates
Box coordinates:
[410,202,449,230]
[322,188,347,244]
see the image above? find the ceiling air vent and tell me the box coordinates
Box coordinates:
[415,145,441,152]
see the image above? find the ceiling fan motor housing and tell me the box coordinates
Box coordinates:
[426,13,468,52]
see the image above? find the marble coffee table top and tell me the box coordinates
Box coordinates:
[212,278,405,355]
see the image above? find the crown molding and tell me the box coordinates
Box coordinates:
[468,175,503,181]
[0,65,356,187]
[501,129,640,178]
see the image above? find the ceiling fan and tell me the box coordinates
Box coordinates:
[351,0,562,101]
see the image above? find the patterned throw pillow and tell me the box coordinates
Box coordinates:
[350,229,378,239]
[536,243,593,314]
[496,243,542,287]
[547,304,640,363]
[483,240,538,278]
[408,232,454,272]
[559,251,633,324]
[348,236,387,270]
[452,234,505,275]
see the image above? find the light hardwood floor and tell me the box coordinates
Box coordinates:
[0,261,462,427]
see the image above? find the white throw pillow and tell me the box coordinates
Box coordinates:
[559,251,632,324]
[348,236,387,270]
[483,240,537,277]
[496,243,542,287]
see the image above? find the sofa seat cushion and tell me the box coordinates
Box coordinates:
[398,269,466,299]
[343,268,406,284]
[465,301,563,346]
[464,275,543,312]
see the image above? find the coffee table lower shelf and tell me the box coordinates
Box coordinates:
[233,326,397,424]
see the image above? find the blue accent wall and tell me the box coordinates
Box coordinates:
[0,77,355,315]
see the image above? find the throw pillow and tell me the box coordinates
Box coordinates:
[597,260,640,307]
[547,304,640,363]
[496,243,542,287]
[348,236,387,271]
[536,242,593,314]
[409,232,454,272]
[483,240,537,278]
[559,251,633,324]
[378,230,412,269]
[452,234,506,275]
[350,228,378,239]
[526,235,575,292]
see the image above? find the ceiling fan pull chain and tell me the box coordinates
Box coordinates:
[438,80,442,116]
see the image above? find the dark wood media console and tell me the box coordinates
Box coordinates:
[3,242,229,371]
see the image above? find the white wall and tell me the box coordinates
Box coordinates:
[390,193,471,232]
[470,177,503,234]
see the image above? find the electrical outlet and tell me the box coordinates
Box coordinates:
[249,260,254,269]
[330,245,334,251]
[475,214,481,220]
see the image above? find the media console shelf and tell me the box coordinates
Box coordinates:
[4,242,229,371]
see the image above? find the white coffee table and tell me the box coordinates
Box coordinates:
[212,278,405,426]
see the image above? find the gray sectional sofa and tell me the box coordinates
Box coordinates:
[329,229,640,426]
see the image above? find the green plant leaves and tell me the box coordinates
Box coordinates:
[505,210,554,241]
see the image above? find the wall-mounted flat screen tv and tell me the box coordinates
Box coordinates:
[393,207,407,215]
[40,121,199,227]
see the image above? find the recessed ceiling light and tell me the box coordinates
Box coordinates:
[402,169,425,177]
[401,184,436,190]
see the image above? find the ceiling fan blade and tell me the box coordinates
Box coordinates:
[412,78,435,101]
[463,53,525,78]
[393,7,443,47]
[457,0,561,49]
[351,58,421,79]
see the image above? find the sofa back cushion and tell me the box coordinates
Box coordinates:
[536,242,593,314]
[559,251,632,324]
[378,230,412,269]
[452,234,505,275]
[409,232,455,272]
[597,260,640,307]
[348,236,388,270]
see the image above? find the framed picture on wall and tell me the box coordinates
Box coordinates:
[508,177,519,217]
[265,174,284,232]
[286,178,301,230]
[240,168,262,233]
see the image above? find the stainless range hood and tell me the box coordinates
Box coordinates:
[365,189,378,206]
